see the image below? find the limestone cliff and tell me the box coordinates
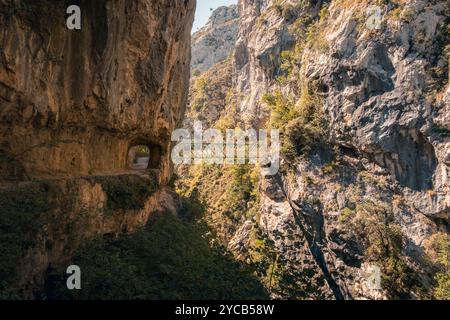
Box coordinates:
[177,0,449,300]
[0,0,195,183]
[0,0,195,296]
[191,5,238,74]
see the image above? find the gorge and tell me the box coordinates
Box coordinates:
[0,0,449,300]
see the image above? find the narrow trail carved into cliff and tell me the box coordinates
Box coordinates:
[270,172,348,300]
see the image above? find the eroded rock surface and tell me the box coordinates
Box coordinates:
[178,0,449,300]
[0,0,194,296]
[191,5,238,74]
[0,0,194,183]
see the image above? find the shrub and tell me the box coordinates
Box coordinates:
[284,84,327,160]
[262,91,298,129]
[321,161,339,175]
[305,6,329,52]
[277,50,297,84]
[231,165,258,200]
[381,255,416,299]
[283,118,325,160]
[434,273,450,300]
[342,200,418,298]
[94,174,158,215]
[427,21,450,93]
[263,81,327,161]
[339,207,355,224]
[190,76,209,112]
[428,233,450,299]
[351,201,404,260]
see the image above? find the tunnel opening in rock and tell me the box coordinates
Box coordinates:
[128,144,162,170]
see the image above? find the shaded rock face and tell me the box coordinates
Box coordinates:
[0,0,194,296]
[0,173,168,294]
[0,0,195,184]
[369,129,437,191]
[191,5,238,74]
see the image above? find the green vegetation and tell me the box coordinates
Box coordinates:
[248,228,279,291]
[321,161,339,175]
[231,164,260,207]
[134,145,149,158]
[305,6,330,53]
[12,0,38,13]
[262,3,331,164]
[44,213,269,300]
[93,174,158,215]
[434,272,450,300]
[358,170,388,189]
[339,207,355,224]
[220,164,259,221]
[339,200,417,298]
[190,75,209,112]
[0,182,53,294]
[427,233,450,300]
[388,6,414,24]
[262,91,298,129]
[263,83,326,162]
[176,163,260,231]
[0,173,159,297]
[428,21,450,93]
[247,223,326,299]
[215,89,239,131]
[274,2,332,86]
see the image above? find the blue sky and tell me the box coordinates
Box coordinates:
[193,0,238,32]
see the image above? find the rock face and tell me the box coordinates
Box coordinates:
[178,0,449,300]
[0,0,195,184]
[191,5,238,74]
[233,0,295,125]
[185,59,233,129]
[232,0,450,298]
[0,0,194,296]
[305,1,449,220]
[239,0,449,299]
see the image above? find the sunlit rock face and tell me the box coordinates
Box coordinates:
[236,0,449,299]
[191,5,239,74]
[179,0,449,300]
[0,0,194,296]
[0,0,195,184]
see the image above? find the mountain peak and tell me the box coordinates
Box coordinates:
[191,5,239,74]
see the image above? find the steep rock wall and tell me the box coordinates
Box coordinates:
[178,0,449,299]
[191,5,238,74]
[0,0,195,296]
[0,0,195,183]
[236,0,449,299]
